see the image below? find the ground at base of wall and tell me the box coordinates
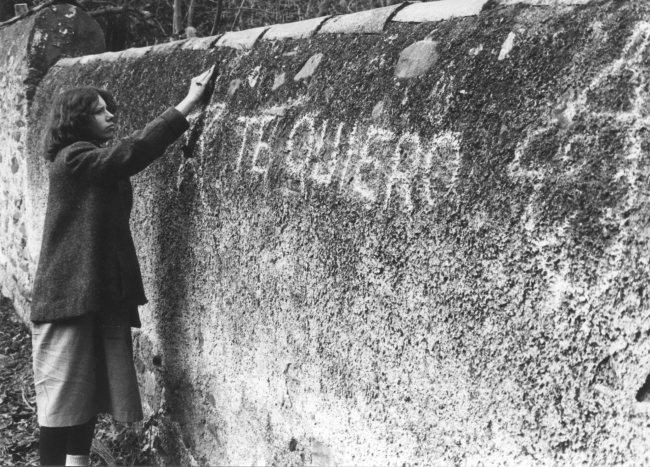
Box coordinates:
[0,296,38,466]
[0,296,160,466]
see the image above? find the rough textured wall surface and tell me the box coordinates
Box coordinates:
[23,0,650,465]
[0,4,104,321]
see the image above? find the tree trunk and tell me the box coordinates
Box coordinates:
[210,0,222,35]
[186,0,196,28]
[173,0,182,36]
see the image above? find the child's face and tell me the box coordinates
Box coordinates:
[88,95,115,143]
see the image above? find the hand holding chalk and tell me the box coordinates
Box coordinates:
[175,64,217,117]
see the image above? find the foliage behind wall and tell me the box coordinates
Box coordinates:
[1,0,404,50]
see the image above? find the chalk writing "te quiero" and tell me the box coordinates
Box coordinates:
[201,105,462,210]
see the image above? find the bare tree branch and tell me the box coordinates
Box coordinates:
[231,0,246,31]
[88,5,127,16]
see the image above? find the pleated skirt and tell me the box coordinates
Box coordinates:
[32,310,143,427]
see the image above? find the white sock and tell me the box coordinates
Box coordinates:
[65,454,90,466]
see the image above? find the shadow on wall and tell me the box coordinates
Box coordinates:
[152,156,199,451]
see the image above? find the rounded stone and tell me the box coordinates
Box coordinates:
[228,79,243,96]
[294,53,323,81]
[372,100,387,121]
[394,40,439,79]
[272,72,286,91]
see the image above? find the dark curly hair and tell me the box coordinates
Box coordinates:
[43,87,117,161]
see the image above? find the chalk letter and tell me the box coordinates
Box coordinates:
[384,132,422,210]
[353,126,394,203]
[311,121,344,186]
[203,103,228,136]
[286,115,316,188]
[421,131,461,206]
[339,124,358,193]
[236,116,257,172]
[250,116,277,178]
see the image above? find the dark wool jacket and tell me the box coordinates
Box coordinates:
[31,107,189,326]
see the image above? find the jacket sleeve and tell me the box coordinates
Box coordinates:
[62,107,190,182]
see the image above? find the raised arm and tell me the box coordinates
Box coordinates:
[59,66,217,183]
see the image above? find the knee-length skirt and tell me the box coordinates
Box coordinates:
[32,310,143,427]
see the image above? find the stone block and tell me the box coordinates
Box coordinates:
[392,0,488,23]
[216,27,268,50]
[34,5,105,69]
[263,16,330,41]
[318,4,404,35]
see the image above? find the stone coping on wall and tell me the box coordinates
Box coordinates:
[393,0,488,23]
[51,0,596,68]
[318,4,404,34]
[263,15,331,41]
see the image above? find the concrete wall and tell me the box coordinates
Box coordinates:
[0,4,105,322]
[7,0,650,465]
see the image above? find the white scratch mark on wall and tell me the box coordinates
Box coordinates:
[248,66,262,88]
[510,21,650,220]
[469,44,484,56]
